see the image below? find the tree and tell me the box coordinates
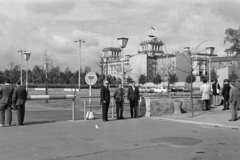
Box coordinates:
[186,74,196,84]
[224,27,240,55]
[168,72,178,85]
[229,69,239,82]
[152,74,162,85]
[138,74,147,84]
[32,65,45,84]
[126,75,133,84]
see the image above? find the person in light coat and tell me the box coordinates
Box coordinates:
[200,79,210,111]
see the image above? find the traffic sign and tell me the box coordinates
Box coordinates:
[85,72,97,86]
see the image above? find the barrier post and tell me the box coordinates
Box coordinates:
[72,97,75,121]
[84,98,86,120]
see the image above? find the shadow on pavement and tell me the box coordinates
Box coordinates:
[23,120,57,126]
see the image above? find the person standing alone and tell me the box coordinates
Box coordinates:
[222,79,231,110]
[200,79,210,111]
[0,79,14,127]
[12,80,27,126]
[127,81,140,118]
[113,83,125,119]
[100,80,110,122]
[212,79,220,106]
[229,81,238,121]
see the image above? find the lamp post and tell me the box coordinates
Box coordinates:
[117,37,128,86]
[24,52,31,91]
[74,39,85,91]
[206,47,215,88]
[104,57,109,80]
[44,62,49,103]
[18,50,24,85]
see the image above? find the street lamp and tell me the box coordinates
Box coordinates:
[44,62,49,103]
[206,47,215,87]
[18,50,25,85]
[117,37,128,86]
[74,39,85,91]
[104,57,109,80]
[24,51,31,91]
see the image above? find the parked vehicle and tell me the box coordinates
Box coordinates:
[139,86,154,93]
[153,86,167,93]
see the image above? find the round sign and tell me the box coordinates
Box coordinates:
[85,72,98,86]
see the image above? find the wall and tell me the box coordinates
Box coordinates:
[176,53,192,82]
[129,54,147,82]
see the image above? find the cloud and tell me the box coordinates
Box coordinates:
[208,0,240,24]
[25,0,79,15]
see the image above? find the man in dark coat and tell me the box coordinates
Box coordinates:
[127,81,140,118]
[100,80,110,122]
[12,80,27,126]
[113,83,125,119]
[222,79,231,110]
[0,79,14,127]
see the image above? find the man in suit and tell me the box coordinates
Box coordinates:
[229,81,238,121]
[100,80,110,122]
[113,83,125,119]
[127,81,140,118]
[212,79,220,106]
[234,79,240,110]
[12,80,27,126]
[0,79,14,127]
[222,79,231,110]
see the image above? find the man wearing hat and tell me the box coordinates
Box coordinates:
[100,80,110,122]
[222,79,231,110]
[127,81,140,118]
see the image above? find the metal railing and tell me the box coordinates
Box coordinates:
[27,95,76,121]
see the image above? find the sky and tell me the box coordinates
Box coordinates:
[0,0,239,73]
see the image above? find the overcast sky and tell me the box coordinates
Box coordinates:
[0,0,239,73]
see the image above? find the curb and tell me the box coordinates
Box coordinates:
[154,117,240,130]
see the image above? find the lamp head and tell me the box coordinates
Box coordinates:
[24,52,31,61]
[206,47,215,55]
[117,37,128,48]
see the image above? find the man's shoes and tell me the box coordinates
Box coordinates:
[0,124,3,127]
[222,109,226,111]
[5,124,10,127]
[120,117,124,120]
[229,119,237,121]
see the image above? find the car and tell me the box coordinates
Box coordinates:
[153,86,167,93]
[139,86,154,93]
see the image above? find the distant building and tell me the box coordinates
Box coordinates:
[102,47,130,80]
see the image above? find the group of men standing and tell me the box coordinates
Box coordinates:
[100,80,139,122]
[0,79,27,127]
[200,78,240,121]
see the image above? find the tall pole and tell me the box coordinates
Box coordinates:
[26,60,28,91]
[78,41,81,91]
[18,50,23,85]
[75,39,85,91]
[121,48,124,85]
[45,63,48,103]
[209,56,211,91]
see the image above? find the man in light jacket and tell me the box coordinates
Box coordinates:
[113,83,125,119]
[229,81,238,121]
[200,79,210,111]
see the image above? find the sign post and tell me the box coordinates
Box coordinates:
[85,72,98,120]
